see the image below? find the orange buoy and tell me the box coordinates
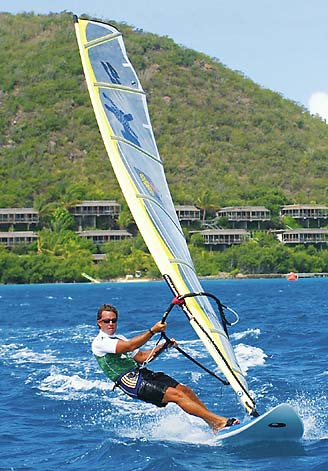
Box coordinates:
[287,272,298,281]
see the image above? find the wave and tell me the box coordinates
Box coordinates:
[145,406,215,445]
[232,328,261,341]
[36,368,114,402]
[39,370,113,393]
[0,343,57,364]
[234,343,267,374]
[290,393,328,441]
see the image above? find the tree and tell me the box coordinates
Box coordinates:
[190,233,204,247]
[196,190,218,221]
[51,207,75,232]
[117,206,135,231]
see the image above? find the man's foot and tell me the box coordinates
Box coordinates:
[211,417,240,434]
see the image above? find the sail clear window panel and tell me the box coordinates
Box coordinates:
[85,22,118,42]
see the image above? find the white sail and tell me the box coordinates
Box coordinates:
[74,16,257,415]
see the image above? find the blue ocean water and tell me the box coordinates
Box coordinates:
[0,278,327,471]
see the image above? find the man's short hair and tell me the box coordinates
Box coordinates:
[97,304,119,321]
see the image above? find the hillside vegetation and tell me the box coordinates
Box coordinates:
[0,11,327,215]
[0,12,328,283]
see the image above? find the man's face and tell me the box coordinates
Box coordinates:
[97,310,117,335]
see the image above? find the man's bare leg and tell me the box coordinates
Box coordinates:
[163,384,235,433]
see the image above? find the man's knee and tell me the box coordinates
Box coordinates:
[163,385,185,404]
[176,383,192,395]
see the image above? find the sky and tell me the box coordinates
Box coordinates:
[2,0,328,121]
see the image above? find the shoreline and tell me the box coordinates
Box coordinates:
[107,272,328,283]
[1,272,327,286]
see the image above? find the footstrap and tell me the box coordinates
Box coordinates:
[225,417,238,427]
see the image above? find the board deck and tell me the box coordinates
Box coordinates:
[217,403,304,444]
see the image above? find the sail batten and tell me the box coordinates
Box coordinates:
[85,31,122,48]
[114,140,163,164]
[95,82,146,94]
[168,258,197,270]
[135,195,185,235]
[74,16,257,415]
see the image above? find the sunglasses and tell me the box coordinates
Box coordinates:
[100,318,117,324]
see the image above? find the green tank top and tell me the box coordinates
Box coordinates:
[95,352,138,382]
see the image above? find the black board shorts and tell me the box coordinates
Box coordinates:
[117,368,179,408]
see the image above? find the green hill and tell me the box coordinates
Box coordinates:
[1,11,327,215]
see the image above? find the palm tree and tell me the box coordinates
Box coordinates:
[196,190,218,222]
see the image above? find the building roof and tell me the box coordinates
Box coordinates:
[0,208,39,214]
[78,230,132,236]
[283,228,328,234]
[200,229,249,235]
[0,231,38,237]
[92,254,107,261]
[218,206,269,212]
[74,200,120,207]
[281,204,328,210]
[175,205,200,211]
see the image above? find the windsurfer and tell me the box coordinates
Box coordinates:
[92,303,240,434]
